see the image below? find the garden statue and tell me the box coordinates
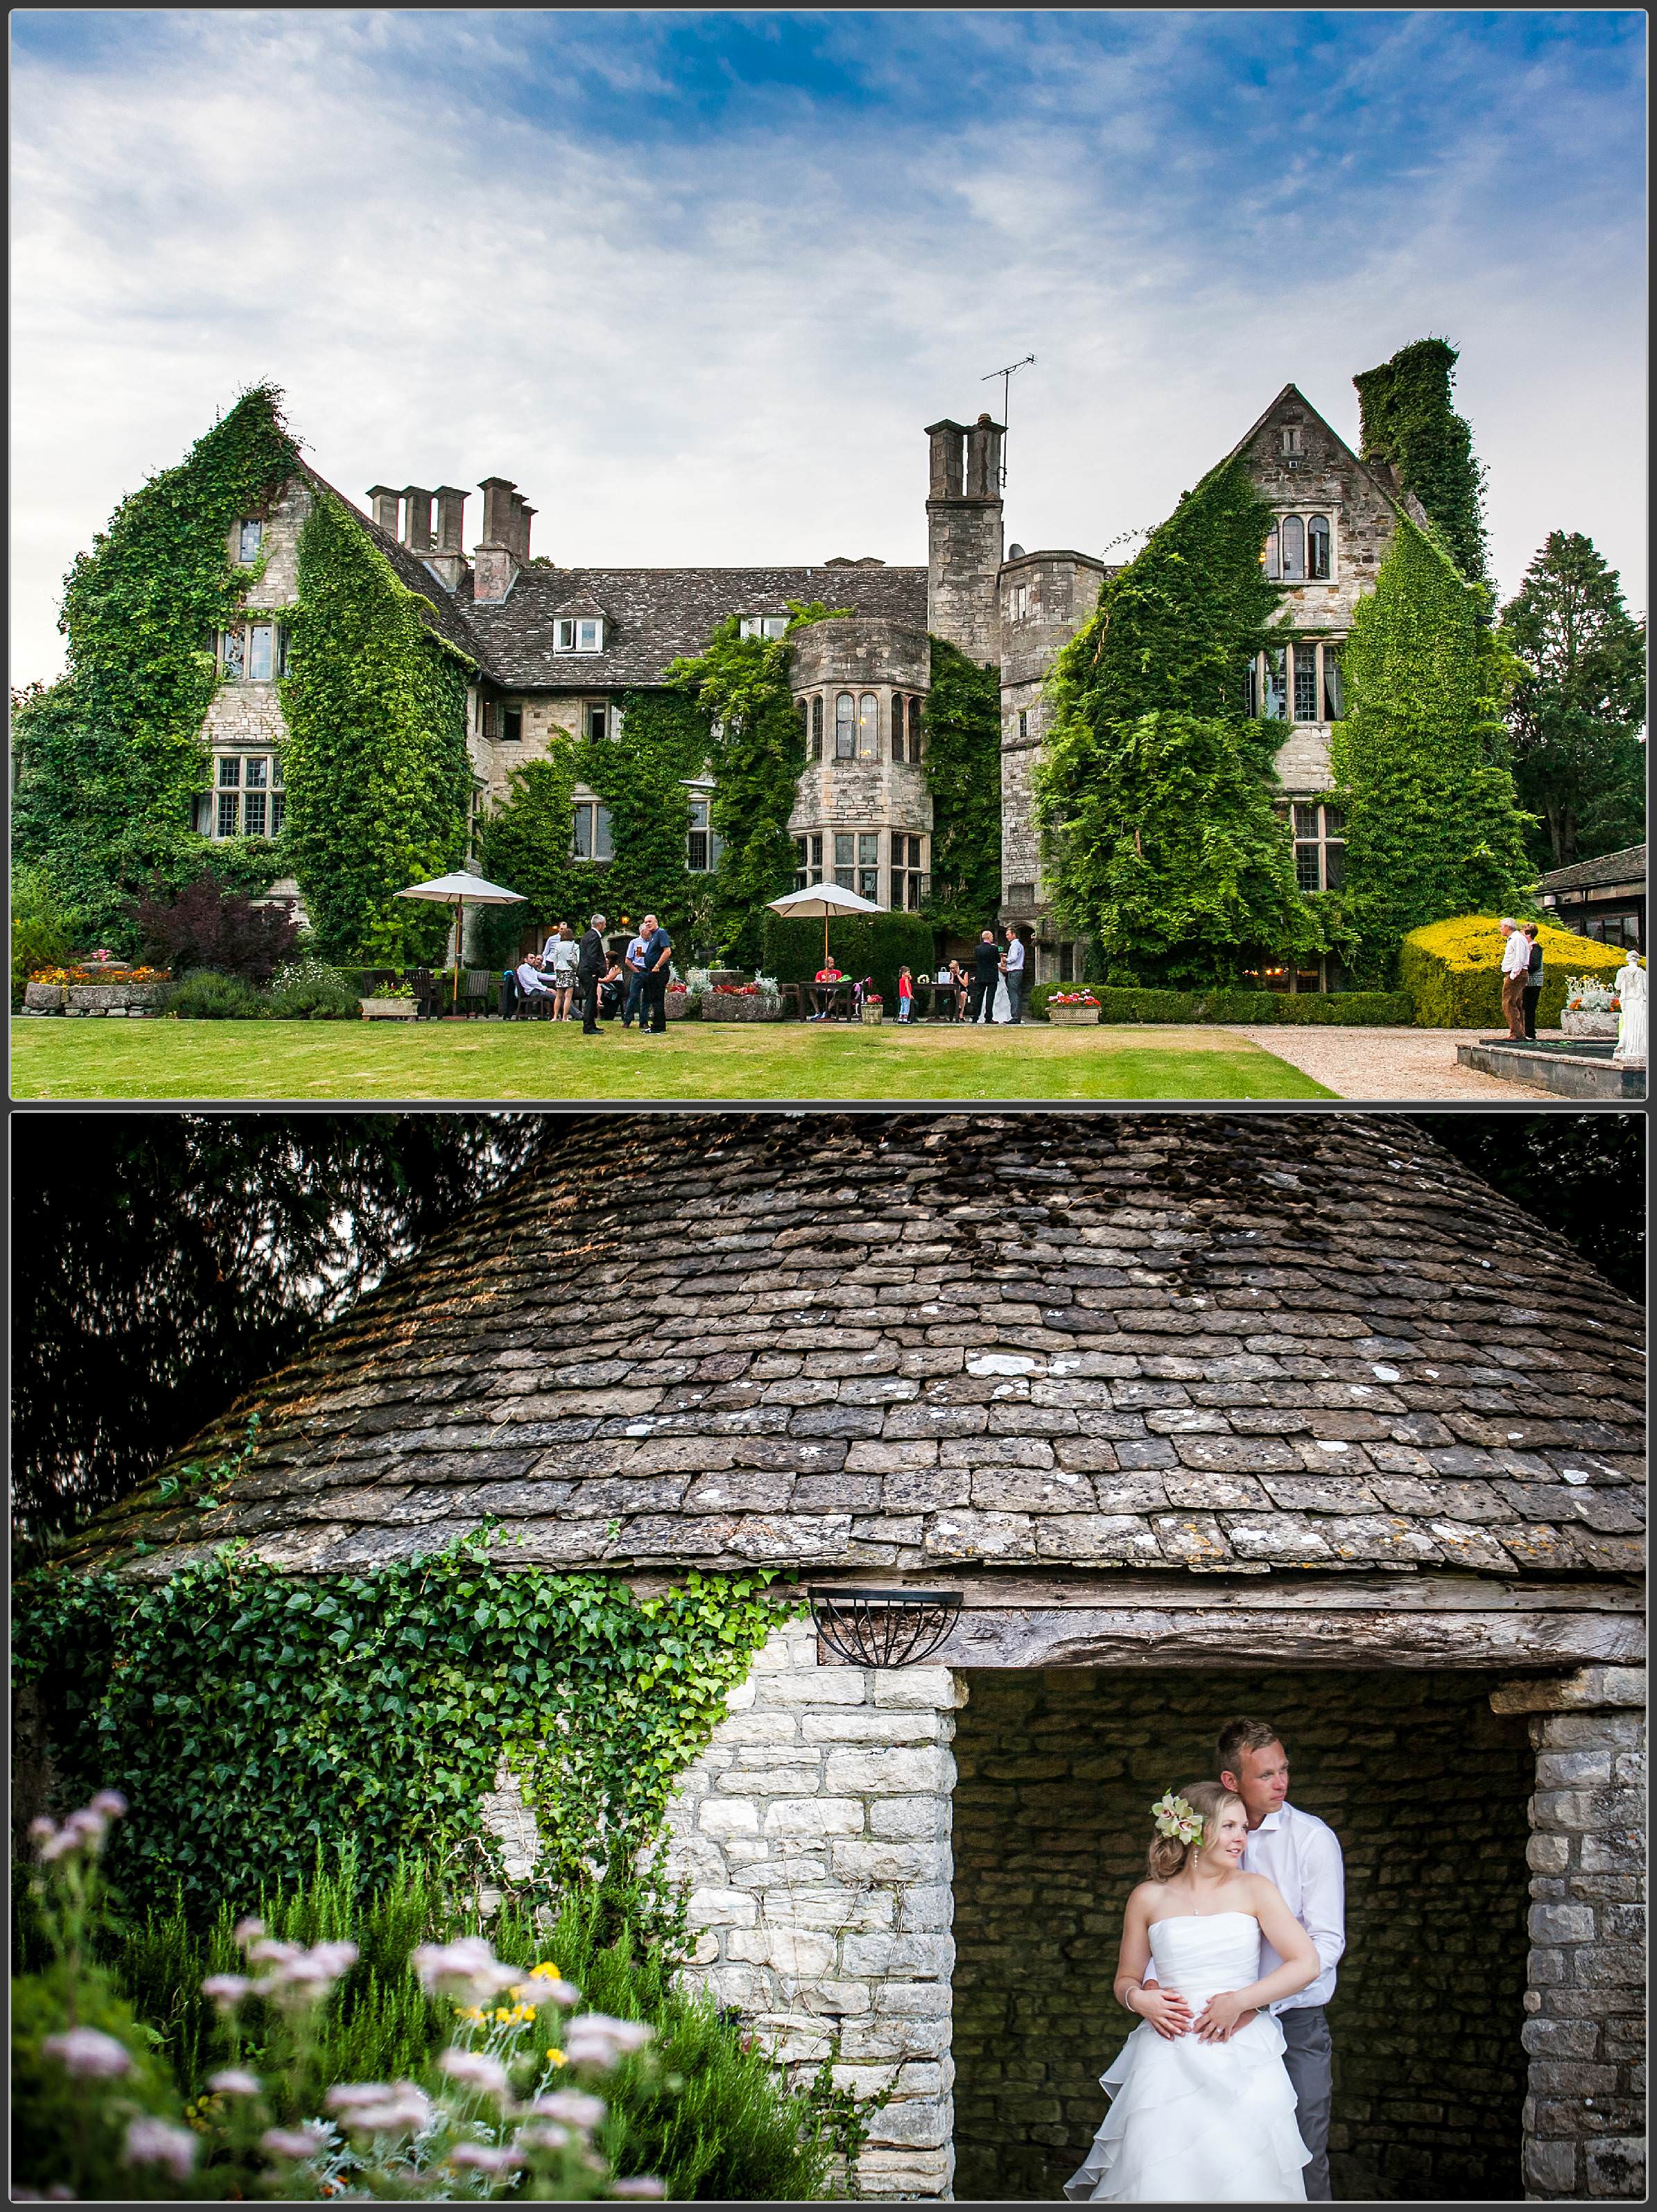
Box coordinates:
[1612,955,1646,1067]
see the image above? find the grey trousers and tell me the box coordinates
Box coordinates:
[1280,2006,1334,2200]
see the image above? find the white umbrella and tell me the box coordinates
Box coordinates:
[766,879,883,967]
[396,869,526,1008]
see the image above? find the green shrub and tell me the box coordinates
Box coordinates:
[1039,985,1416,1025]
[264,961,363,1020]
[759,912,937,1009]
[1397,914,1626,1028]
[158,971,266,1020]
[11,870,83,1010]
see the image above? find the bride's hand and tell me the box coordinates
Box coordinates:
[1129,1986,1193,2041]
[1192,1991,1250,2043]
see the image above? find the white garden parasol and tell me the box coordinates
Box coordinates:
[396,869,527,1007]
[766,879,884,967]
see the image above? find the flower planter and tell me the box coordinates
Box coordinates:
[1048,1005,1101,1026]
[663,988,694,1021]
[860,1006,884,1026]
[1561,1008,1619,1040]
[24,983,66,1011]
[56,983,169,1016]
[360,998,420,1020]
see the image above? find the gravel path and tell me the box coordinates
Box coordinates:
[1225,1026,1559,1101]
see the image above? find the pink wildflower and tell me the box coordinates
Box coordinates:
[202,1973,250,2008]
[439,2046,509,2098]
[207,2068,262,2098]
[90,1790,129,1818]
[261,2124,329,2159]
[122,2118,198,2181]
[609,2179,667,2199]
[530,2089,607,2131]
[42,2027,133,2079]
[450,2145,526,2174]
[563,2014,656,2069]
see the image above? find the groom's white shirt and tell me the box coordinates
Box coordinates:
[1244,1801,1345,2011]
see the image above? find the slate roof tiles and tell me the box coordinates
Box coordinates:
[68,1114,1645,1587]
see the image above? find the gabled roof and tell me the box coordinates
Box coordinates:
[302,465,483,667]
[456,564,928,689]
[65,1114,1645,1589]
[1222,382,1430,529]
[1534,845,1647,896]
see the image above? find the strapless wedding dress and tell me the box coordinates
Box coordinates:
[1064,1912,1310,2203]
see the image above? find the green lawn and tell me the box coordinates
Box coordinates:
[11,1016,1334,1102]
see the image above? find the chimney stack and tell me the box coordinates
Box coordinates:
[924,411,1004,663]
[420,486,471,592]
[368,485,402,535]
[400,487,434,552]
[509,491,532,563]
[474,475,521,604]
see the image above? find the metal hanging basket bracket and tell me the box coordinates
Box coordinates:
[806,1586,964,1669]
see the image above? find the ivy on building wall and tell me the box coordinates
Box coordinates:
[10,385,301,947]
[13,1533,797,1920]
[1353,338,1489,588]
[1034,455,1318,982]
[663,604,847,967]
[921,639,1002,935]
[1329,515,1535,987]
[280,488,475,962]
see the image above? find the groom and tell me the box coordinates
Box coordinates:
[1217,1717,1345,2202]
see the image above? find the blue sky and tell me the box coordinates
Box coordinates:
[10,9,1647,684]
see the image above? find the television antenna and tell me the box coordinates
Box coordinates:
[982,353,1035,488]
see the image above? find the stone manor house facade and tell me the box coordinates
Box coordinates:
[202,386,1429,983]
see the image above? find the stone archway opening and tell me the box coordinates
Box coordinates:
[950,1666,1535,2204]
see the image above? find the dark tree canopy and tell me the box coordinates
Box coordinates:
[1499,531,1647,871]
[10,1114,566,1549]
[1415,1113,1645,1304]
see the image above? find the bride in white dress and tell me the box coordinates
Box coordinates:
[1065,1780,1320,2204]
[978,968,1013,1023]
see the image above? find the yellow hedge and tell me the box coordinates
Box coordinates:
[1398,914,1629,1028]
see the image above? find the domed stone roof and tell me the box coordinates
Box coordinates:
[69,1114,1645,1584]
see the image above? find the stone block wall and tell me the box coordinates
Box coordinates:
[660,1617,965,2200]
[1502,1669,1646,2201]
[951,1666,1535,2203]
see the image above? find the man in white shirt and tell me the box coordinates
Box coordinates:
[1001,926,1028,1024]
[1498,917,1531,1041]
[513,958,556,1016]
[1218,1716,1345,2201]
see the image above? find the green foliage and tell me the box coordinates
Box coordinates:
[13,1536,796,1919]
[281,488,473,962]
[158,971,266,1019]
[263,970,362,1020]
[11,867,84,1009]
[758,912,937,1007]
[921,638,1001,932]
[11,1966,194,2200]
[10,386,302,948]
[1354,338,1488,586]
[1036,457,1320,985]
[1035,983,1415,1024]
[475,745,580,967]
[1498,530,1647,869]
[1329,516,1536,985]
[663,604,848,966]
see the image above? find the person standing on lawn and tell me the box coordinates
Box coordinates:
[897,967,915,1021]
[969,929,1001,1023]
[621,925,649,1028]
[638,913,674,1034]
[577,913,608,1036]
[1498,918,1530,1040]
[1002,926,1028,1024]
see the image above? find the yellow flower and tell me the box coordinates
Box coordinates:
[530,1961,563,1980]
[545,2048,566,2067]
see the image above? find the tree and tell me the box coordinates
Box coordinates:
[1329,516,1536,985]
[10,1115,560,1549]
[1035,453,1322,982]
[127,869,300,982]
[1353,337,1489,586]
[1499,531,1647,870]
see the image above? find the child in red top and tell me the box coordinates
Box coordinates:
[897,967,914,1021]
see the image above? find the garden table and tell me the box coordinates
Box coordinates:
[802,979,856,1021]
[909,978,966,1022]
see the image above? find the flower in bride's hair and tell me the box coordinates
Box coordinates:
[1150,1791,1204,1847]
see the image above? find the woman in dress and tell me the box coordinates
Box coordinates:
[1065,1781,1318,2204]
[548,924,581,1021]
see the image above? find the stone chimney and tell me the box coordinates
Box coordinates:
[509,491,534,563]
[368,485,402,535]
[423,486,470,592]
[925,411,1004,663]
[474,476,520,604]
[400,486,434,553]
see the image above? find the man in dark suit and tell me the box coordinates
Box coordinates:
[969,928,1001,1023]
[577,913,608,1035]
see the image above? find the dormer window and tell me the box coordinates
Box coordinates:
[740,615,790,640]
[555,618,605,653]
[237,520,264,563]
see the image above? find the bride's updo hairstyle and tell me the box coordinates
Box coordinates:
[1146,1780,1245,1881]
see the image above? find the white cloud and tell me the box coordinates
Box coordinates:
[10,9,1645,688]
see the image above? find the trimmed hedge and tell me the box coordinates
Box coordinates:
[759,912,937,1010]
[1398,914,1628,1029]
[1030,981,1414,1026]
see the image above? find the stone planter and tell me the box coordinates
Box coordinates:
[860,1005,884,1026]
[1047,1005,1101,1026]
[23,983,65,1011]
[701,991,781,1021]
[360,998,420,1020]
[663,988,694,1021]
[1561,1007,1620,1040]
[56,982,169,1016]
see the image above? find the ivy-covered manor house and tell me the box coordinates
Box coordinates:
[19,357,1456,984]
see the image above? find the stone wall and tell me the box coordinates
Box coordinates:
[660,1616,964,2200]
[951,1665,1535,2203]
[1494,1667,1646,2202]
